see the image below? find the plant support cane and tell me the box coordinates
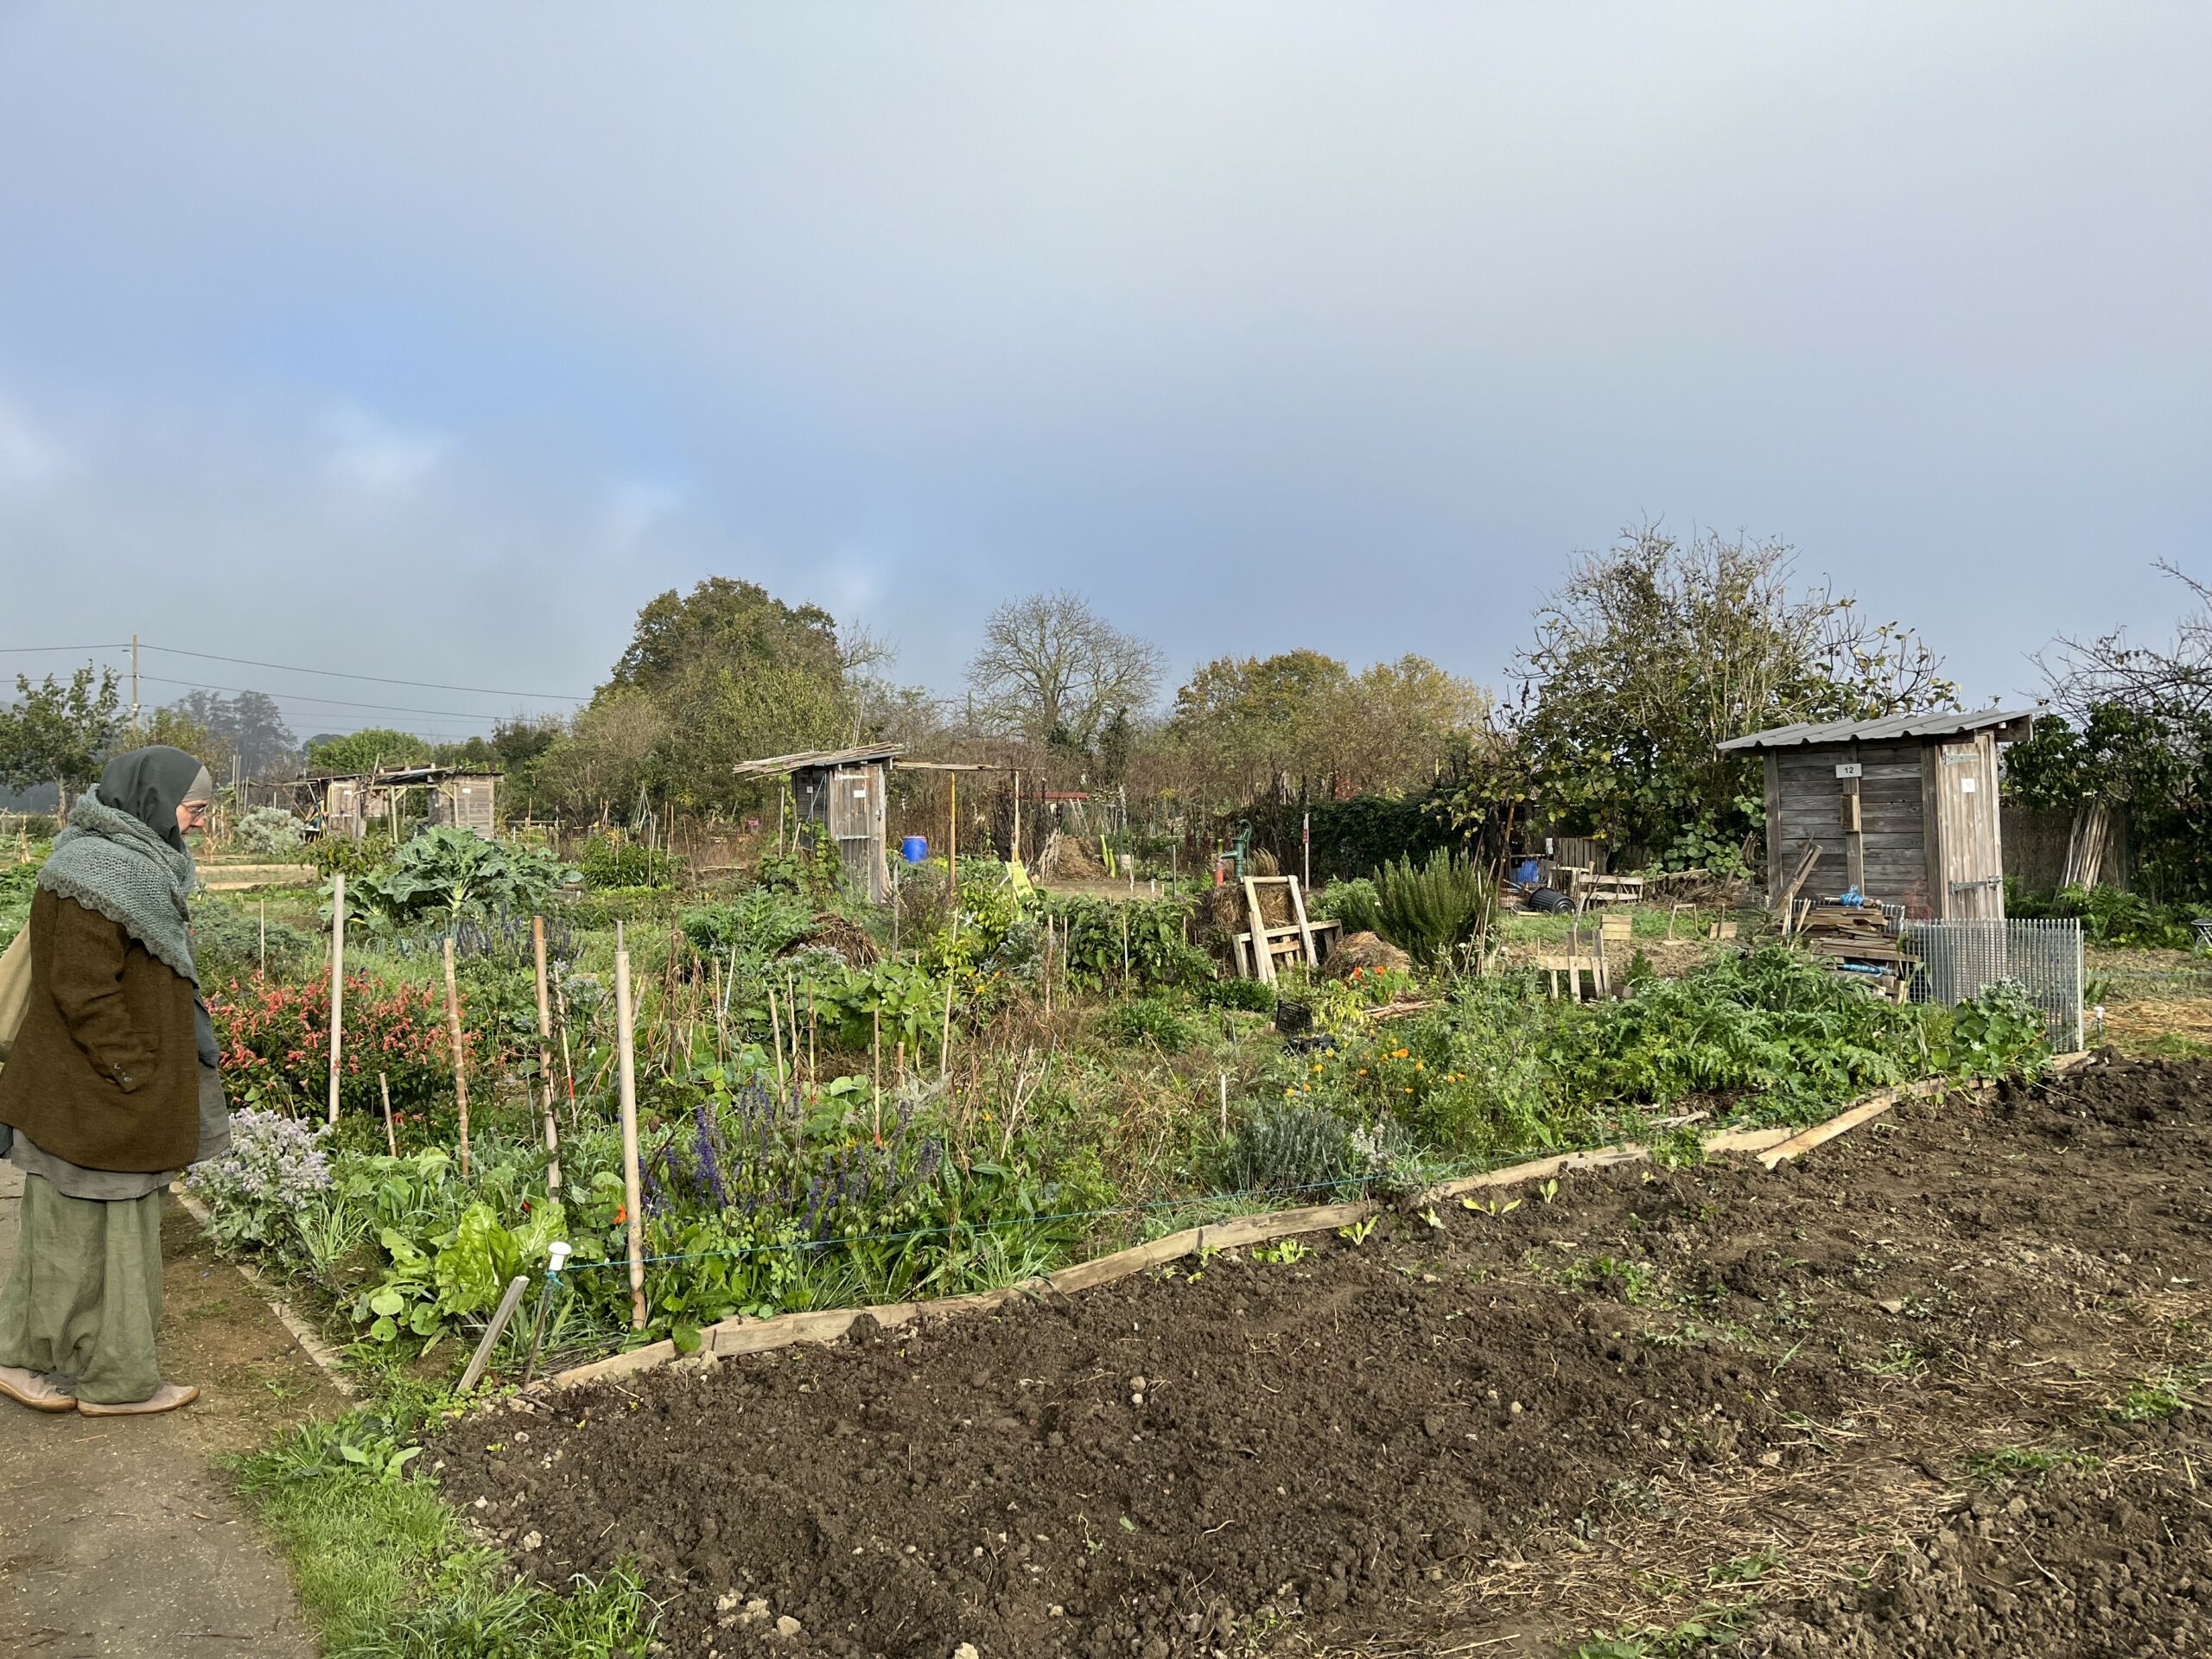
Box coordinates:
[614,923,647,1330]
[327,871,346,1128]
[442,934,472,1178]
[532,916,562,1199]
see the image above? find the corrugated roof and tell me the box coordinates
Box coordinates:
[1716,707,2042,753]
[733,743,906,775]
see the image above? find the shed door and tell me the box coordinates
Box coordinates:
[825,766,881,900]
[1937,737,2004,919]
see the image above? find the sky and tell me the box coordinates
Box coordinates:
[0,3,2206,746]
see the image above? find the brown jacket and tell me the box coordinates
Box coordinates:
[0,887,200,1172]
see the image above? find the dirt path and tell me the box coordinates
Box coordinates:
[439,1058,2212,1659]
[0,1162,337,1658]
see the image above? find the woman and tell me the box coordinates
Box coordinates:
[0,747,230,1415]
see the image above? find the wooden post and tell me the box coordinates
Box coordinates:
[532,917,562,1200]
[614,923,646,1330]
[1010,768,1021,864]
[326,873,346,1128]
[443,935,471,1179]
[1243,875,1275,985]
[458,1274,532,1393]
[258,899,266,977]
[379,1072,397,1156]
[947,771,959,939]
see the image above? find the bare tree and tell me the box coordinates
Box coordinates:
[2037,561,2212,721]
[964,590,1164,747]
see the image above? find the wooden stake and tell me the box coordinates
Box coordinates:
[872,1005,882,1114]
[458,1274,532,1393]
[614,923,646,1330]
[379,1071,397,1156]
[552,969,578,1128]
[532,916,562,1200]
[939,967,955,1083]
[767,982,789,1090]
[326,872,346,1128]
[258,899,266,977]
[443,934,471,1179]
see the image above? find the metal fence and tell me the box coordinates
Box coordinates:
[1902,917,2084,1051]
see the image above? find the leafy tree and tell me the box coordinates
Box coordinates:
[1484,524,1955,869]
[304,728,433,774]
[966,590,1163,749]
[1166,649,1485,805]
[168,690,296,777]
[0,665,124,809]
[559,575,869,811]
[142,704,232,778]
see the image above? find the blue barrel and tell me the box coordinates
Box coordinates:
[900,836,929,864]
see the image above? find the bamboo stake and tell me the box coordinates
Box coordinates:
[872,1005,882,1121]
[938,967,955,1083]
[614,923,646,1329]
[552,969,578,1128]
[326,872,346,1128]
[443,934,471,1179]
[258,899,266,976]
[768,982,790,1090]
[532,916,562,1200]
[380,1071,397,1156]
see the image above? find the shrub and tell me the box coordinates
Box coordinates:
[580,834,679,890]
[210,972,461,1116]
[1100,995,1193,1052]
[234,805,306,856]
[1198,974,1277,1014]
[683,888,819,972]
[1041,895,1206,991]
[0,854,42,950]
[1371,849,1496,967]
[2008,881,2198,950]
[192,903,321,982]
[186,1108,334,1253]
[1212,1100,1352,1197]
[1311,877,1382,935]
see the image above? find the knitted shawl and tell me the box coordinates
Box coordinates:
[36,790,199,983]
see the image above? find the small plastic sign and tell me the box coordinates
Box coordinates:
[1834,763,1862,779]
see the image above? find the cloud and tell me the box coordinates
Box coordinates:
[0,395,65,494]
[321,404,451,498]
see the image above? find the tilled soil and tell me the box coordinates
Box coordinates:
[436,1058,2212,1658]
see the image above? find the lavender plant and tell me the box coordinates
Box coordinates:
[188,1108,335,1254]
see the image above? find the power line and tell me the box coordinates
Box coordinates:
[133,672,531,723]
[137,643,587,702]
[0,644,129,656]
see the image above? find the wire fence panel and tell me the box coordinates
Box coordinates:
[1903,917,2084,1051]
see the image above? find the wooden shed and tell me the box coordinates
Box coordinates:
[1718,708,2039,920]
[305,766,500,840]
[734,744,903,903]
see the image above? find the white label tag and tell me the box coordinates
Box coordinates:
[1834,763,1862,779]
[1960,777,1976,793]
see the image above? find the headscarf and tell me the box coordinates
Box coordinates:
[91,747,214,853]
[35,747,204,982]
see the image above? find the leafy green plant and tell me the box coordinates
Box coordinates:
[1942,982,2051,1080]
[579,834,678,890]
[340,828,576,928]
[1311,876,1382,935]
[1040,894,1206,991]
[1101,995,1194,1051]
[1252,1237,1310,1265]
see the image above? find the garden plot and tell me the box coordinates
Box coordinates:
[435,1058,2212,1659]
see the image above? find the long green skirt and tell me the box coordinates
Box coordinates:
[0,1173,163,1405]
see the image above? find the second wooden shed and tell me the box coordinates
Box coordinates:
[1718,708,2039,919]
[734,743,904,903]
